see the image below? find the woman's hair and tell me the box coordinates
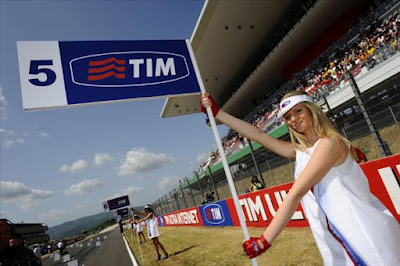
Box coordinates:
[281,91,355,159]
[144,205,155,215]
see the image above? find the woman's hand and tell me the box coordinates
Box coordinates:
[242,235,271,259]
[200,93,219,117]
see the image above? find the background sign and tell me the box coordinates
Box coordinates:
[17,40,201,110]
[116,208,129,219]
[103,195,130,212]
[198,201,233,227]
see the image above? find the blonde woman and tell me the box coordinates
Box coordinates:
[200,91,400,265]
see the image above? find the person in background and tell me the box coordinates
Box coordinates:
[200,91,400,264]
[33,245,42,265]
[131,205,168,261]
[118,219,124,234]
[0,219,40,266]
[352,146,367,163]
[133,215,146,244]
[249,175,265,192]
[9,233,24,247]
[57,240,67,256]
[201,192,214,205]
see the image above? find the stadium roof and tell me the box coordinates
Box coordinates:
[161,0,364,119]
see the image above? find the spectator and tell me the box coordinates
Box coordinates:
[201,192,215,205]
[249,175,265,192]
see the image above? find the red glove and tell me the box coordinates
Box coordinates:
[200,93,220,117]
[242,235,271,259]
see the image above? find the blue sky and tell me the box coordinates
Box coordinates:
[0,0,228,227]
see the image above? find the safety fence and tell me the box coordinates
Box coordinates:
[156,154,400,227]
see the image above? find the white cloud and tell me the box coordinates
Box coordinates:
[2,140,13,148]
[118,148,176,176]
[1,129,16,148]
[109,186,144,200]
[65,179,103,195]
[38,131,51,138]
[39,209,74,225]
[0,83,7,119]
[59,159,88,173]
[38,205,84,227]
[0,128,13,135]
[94,153,113,166]
[157,176,180,190]
[0,181,53,210]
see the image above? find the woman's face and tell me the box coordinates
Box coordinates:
[283,103,313,134]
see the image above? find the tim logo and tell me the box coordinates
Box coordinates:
[69,51,190,87]
[158,216,165,226]
[203,204,225,225]
[281,100,291,108]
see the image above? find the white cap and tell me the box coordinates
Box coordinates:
[144,205,151,209]
[278,94,312,117]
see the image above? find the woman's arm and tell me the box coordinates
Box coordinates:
[262,136,345,244]
[201,94,295,159]
[131,207,146,216]
[138,212,153,223]
[249,182,254,192]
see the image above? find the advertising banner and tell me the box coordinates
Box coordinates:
[160,206,203,226]
[226,182,309,227]
[156,156,400,229]
[360,154,400,222]
[198,200,234,226]
[17,40,201,110]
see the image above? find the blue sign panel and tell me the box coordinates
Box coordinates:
[198,200,233,227]
[117,208,129,218]
[107,195,130,211]
[158,216,166,226]
[17,40,201,110]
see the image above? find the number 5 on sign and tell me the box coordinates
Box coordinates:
[17,41,67,110]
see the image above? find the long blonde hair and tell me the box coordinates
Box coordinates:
[281,91,353,157]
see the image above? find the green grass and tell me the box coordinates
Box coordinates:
[125,226,323,266]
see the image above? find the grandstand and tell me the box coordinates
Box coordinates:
[156,0,400,214]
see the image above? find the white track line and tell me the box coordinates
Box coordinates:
[123,235,139,266]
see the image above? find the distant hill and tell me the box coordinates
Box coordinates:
[47,206,144,240]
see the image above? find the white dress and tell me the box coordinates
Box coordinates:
[295,139,400,265]
[146,214,160,239]
[134,221,143,232]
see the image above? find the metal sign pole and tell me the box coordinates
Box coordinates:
[186,40,258,266]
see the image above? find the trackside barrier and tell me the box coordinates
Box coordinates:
[158,154,400,227]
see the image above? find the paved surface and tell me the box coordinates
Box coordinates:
[42,228,133,266]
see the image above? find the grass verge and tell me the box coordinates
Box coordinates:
[125,226,322,266]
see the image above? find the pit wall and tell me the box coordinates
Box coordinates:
[157,154,400,227]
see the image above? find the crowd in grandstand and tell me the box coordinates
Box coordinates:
[198,4,400,173]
